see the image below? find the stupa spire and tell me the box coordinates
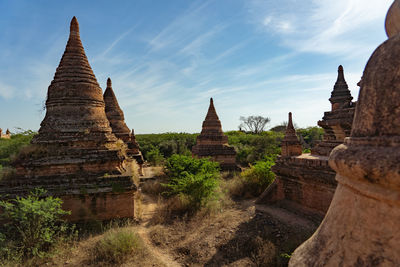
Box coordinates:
[281,112,302,157]
[192,98,238,171]
[104,78,129,135]
[70,16,79,37]
[34,16,112,145]
[205,97,219,121]
[329,65,353,110]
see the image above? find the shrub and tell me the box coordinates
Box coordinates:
[146,147,165,166]
[240,155,276,197]
[90,228,143,265]
[0,130,36,166]
[163,155,220,211]
[0,188,72,260]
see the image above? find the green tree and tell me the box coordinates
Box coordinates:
[146,147,165,166]
[0,188,73,259]
[164,155,220,210]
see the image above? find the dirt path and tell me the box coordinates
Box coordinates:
[136,192,181,267]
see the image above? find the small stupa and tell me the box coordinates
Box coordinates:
[290,1,400,265]
[281,112,302,157]
[103,78,144,174]
[7,17,136,221]
[192,98,238,171]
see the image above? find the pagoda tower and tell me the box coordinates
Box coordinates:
[192,98,238,171]
[281,112,302,157]
[312,65,356,156]
[103,78,144,174]
[290,1,400,264]
[9,17,136,221]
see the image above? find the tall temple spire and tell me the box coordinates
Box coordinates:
[329,65,353,110]
[104,78,130,135]
[70,16,79,37]
[103,78,144,172]
[205,97,219,121]
[33,16,115,145]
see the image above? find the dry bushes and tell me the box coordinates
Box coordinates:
[88,228,144,265]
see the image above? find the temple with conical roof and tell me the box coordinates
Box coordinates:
[281,113,302,157]
[192,98,238,171]
[312,65,356,156]
[257,66,357,222]
[103,78,144,174]
[3,17,137,221]
[290,2,400,264]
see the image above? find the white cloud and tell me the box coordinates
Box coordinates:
[248,0,392,56]
[0,81,14,99]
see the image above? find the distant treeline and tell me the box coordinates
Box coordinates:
[136,126,323,167]
[0,127,323,170]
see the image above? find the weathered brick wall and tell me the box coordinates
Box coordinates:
[61,191,135,221]
[258,155,336,219]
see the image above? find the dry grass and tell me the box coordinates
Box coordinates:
[129,159,140,186]
[140,179,166,196]
[88,228,144,265]
[134,190,144,220]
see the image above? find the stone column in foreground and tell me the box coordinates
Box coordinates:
[289,1,400,265]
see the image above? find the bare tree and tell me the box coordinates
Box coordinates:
[239,115,271,134]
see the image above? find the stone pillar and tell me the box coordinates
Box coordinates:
[289,2,400,265]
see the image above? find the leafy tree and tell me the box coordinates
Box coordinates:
[145,147,165,166]
[296,126,324,149]
[239,115,271,134]
[226,131,283,166]
[0,189,73,260]
[164,155,220,210]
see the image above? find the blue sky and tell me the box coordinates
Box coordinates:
[0,0,392,133]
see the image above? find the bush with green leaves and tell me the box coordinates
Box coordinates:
[145,147,165,166]
[0,130,35,167]
[240,155,276,196]
[164,155,220,210]
[0,188,73,260]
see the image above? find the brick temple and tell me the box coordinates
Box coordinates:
[192,98,238,171]
[2,17,137,221]
[290,2,400,264]
[257,65,357,221]
[104,78,144,175]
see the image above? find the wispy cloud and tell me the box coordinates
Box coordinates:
[0,81,14,99]
[247,0,392,56]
